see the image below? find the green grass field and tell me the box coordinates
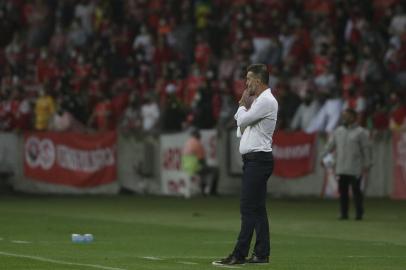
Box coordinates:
[0,195,405,270]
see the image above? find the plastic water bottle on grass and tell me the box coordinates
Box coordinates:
[71,234,84,243]
[83,234,94,243]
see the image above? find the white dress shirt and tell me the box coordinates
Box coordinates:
[234,88,278,154]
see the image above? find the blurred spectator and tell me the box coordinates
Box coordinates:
[132,24,153,62]
[314,65,336,93]
[389,4,406,37]
[194,35,212,72]
[276,83,301,130]
[357,45,383,84]
[49,104,86,132]
[182,128,218,196]
[141,94,160,133]
[25,0,52,48]
[192,83,216,129]
[290,67,314,100]
[34,88,56,131]
[161,85,185,132]
[88,93,113,131]
[74,0,95,35]
[368,101,389,131]
[120,93,142,133]
[389,91,406,131]
[218,49,236,81]
[290,91,320,131]
[68,19,88,48]
[10,87,31,131]
[306,88,343,134]
[342,86,367,124]
[217,81,238,129]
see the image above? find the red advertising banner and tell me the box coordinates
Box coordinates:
[24,132,117,187]
[392,132,406,199]
[273,131,317,178]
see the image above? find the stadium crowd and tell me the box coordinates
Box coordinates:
[0,0,406,134]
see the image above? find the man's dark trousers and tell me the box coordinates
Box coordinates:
[338,174,364,219]
[233,152,274,259]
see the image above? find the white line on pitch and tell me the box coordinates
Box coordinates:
[0,251,126,270]
[177,261,198,265]
[159,256,217,259]
[142,256,164,261]
[11,240,31,244]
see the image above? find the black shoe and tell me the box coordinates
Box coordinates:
[247,255,269,264]
[338,216,348,220]
[356,210,364,220]
[212,255,245,266]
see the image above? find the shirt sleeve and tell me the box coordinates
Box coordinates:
[236,127,242,138]
[234,97,271,129]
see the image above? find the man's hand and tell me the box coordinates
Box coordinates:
[239,89,255,109]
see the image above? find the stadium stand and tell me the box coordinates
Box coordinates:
[0,0,405,133]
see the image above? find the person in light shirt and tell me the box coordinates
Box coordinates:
[213,64,278,266]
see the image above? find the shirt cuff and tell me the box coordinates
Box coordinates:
[236,127,242,138]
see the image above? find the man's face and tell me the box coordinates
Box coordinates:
[246,71,258,96]
[342,111,355,126]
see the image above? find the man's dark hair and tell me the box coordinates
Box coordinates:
[345,108,357,119]
[247,64,269,85]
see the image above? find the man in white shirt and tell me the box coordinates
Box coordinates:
[141,96,160,133]
[305,90,343,134]
[213,64,278,266]
[290,91,320,131]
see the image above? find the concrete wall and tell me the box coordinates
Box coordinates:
[1,131,395,197]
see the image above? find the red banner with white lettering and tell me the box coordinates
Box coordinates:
[392,132,406,199]
[24,132,117,187]
[273,131,317,178]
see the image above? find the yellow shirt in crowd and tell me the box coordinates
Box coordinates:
[35,95,56,130]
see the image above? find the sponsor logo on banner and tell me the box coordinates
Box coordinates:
[25,137,55,170]
[24,132,117,187]
[273,144,312,159]
[392,132,406,199]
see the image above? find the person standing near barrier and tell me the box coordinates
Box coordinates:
[213,64,278,265]
[182,128,218,196]
[321,108,372,220]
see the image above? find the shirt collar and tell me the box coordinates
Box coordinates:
[257,88,271,98]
